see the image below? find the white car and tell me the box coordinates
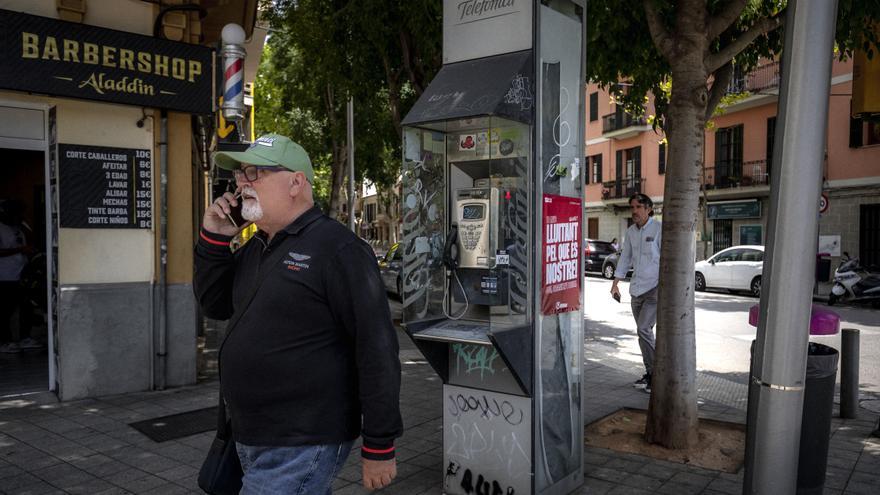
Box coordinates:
[695,245,765,297]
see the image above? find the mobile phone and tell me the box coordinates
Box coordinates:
[225,194,245,227]
[613,292,621,303]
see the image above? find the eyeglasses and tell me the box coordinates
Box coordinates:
[233,165,287,182]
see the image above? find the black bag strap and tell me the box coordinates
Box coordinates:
[215,241,291,438]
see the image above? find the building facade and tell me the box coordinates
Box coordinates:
[0,0,261,401]
[584,57,880,268]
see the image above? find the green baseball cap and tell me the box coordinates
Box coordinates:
[213,133,314,183]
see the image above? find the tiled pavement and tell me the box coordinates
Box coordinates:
[1,331,878,494]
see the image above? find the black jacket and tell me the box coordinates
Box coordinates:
[193,206,402,460]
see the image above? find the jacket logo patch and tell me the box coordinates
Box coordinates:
[289,252,311,261]
[284,252,311,271]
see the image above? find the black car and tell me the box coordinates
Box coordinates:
[584,239,617,275]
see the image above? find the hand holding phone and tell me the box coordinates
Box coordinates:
[613,292,621,303]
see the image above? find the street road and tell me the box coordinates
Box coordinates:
[585,275,880,400]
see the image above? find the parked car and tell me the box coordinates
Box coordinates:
[695,245,765,297]
[585,239,617,276]
[601,252,633,280]
[379,242,404,297]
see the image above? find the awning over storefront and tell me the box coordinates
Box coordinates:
[401,49,534,127]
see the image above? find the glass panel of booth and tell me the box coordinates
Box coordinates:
[534,2,586,490]
[401,116,532,395]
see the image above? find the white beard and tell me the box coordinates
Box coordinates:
[240,187,263,221]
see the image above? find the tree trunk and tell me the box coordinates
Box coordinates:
[327,145,347,221]
[645,5,707,449]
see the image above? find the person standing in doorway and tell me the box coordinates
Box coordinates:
[610,193,661,393]
[0,200,31,353]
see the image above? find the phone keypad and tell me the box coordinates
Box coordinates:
[461,223,483,250]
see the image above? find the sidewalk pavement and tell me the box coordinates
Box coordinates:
[1,330,878,494]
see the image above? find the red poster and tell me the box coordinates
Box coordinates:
[541,194,582,315]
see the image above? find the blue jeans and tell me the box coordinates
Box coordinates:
[235,441,354,495]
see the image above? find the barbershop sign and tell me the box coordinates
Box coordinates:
[0,9,213,114]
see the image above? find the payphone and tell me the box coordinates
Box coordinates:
[399,1,585,494]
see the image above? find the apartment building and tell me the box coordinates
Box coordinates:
[584,57,880,267]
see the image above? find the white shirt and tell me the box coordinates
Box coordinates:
[614,217,662,297]
[0,222,27,281]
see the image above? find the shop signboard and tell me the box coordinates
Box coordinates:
[708,200,761,220]
[541,194,581,315]
[0,9,213,114]
[443,0,532,64]
[59,144,152,229]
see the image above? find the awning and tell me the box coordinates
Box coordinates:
[401,50,534,127]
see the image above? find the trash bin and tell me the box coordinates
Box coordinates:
[796,342,839,495]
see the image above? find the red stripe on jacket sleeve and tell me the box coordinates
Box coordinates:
[200,230,230,246]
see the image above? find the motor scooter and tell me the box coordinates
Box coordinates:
[829,252,880,306]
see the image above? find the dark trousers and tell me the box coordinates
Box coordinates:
[0,280,31,343]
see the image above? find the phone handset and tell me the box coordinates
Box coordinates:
[443,224,459,270]
[442,224,468,320]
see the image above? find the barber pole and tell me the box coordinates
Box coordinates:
[220,23,246,122]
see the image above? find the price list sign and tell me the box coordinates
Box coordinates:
[59,144,152,229]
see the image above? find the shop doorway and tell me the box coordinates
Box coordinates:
[713,219,733,253]
[0,148,49,397]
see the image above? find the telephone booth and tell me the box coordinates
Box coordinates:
[400,2,586,493]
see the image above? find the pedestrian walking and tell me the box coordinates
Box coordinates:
[610,193,661,393]
[194,134,402,493]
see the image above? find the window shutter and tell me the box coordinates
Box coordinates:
[658,143,666,174]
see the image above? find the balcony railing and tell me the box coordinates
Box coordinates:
[602,176,645,200]
[703,160,769,190]
[602,112,648,133]
[726,62,780,95]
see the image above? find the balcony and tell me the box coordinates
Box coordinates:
[726,62,780,95]
[601,111,649,139]
[703,160,770,190]
[602,176,645,200]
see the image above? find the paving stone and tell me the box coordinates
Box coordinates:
[139,482,191,494]
[667,470,715,489]
[637,462,679,481]
[578,476,616,494]
[3,479,61,495]
[655,481,704,495]
[115,473,167,493]
[705,476,742,495]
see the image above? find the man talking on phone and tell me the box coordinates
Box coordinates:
[610,193,662,394]
[194,134,402,493]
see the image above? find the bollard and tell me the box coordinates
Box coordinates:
[840,328,860,419]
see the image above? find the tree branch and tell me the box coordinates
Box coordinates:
[704,62,733,121]
[707,0,749,41]
[643,0,675,61]
[705,14,785,73]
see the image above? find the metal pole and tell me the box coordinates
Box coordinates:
[156,110,169,391]
[743,1,838,493]
[347,97,355,232]
[841,328,860,419]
